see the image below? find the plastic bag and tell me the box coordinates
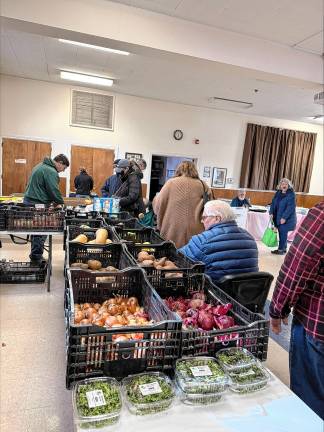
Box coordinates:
[261,224,278,248]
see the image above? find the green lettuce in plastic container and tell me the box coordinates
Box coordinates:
[73,377,122,430]
[122,372,175,415]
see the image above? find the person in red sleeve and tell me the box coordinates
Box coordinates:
[269,201,324,419]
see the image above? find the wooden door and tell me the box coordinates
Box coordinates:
[70,145,115,195]
[2,138,52,195]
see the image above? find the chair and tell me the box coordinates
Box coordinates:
[216,272,274,314]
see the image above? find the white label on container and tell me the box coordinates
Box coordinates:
[15,159,26,164]
[139,381,162,396]
[190,365,212,377]
[86,390,106,408]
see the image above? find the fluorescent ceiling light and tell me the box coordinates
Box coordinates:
[60,71,113,86]
[208,97,253,109]
[59,39,129,55]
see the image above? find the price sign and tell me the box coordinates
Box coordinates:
[139,381,162,396]
[86,390,106,408]
[190,365,213,377]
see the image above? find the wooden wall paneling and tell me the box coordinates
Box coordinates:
[211,187,324,208]
[141,183,147,198]
[299,194,324,208]
[92,148,114,195]
[2,138,51,195]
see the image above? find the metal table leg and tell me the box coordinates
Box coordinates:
[47,235,52,292]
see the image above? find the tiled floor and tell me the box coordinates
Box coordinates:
[0,238,289,432]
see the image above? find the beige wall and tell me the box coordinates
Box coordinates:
[1,75,323,195]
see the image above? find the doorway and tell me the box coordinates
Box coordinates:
[70,145,115,196]
[149,154,195,201]
[2,138,52,195]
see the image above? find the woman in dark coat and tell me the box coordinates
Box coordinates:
[269,178,297,255]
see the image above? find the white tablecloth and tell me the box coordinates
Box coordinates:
[246,211,306,242]
[103,371,322,432]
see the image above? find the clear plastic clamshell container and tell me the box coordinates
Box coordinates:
[228,361,270,394]
[72,377,122,431]
[175,356,228,404]
[215,347,257,372]
[122,372,176,415]
[176,382,225,405]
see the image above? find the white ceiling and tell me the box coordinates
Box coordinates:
[1,16,323,124]
[110,0,324,54]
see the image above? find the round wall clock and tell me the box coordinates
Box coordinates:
[173,129,183,140]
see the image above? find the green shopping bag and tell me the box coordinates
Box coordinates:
[261,223,278,248]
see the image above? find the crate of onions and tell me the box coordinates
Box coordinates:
[65,268,181,389]
[154,274,269,360]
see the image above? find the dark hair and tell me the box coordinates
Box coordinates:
[54,154,70,167]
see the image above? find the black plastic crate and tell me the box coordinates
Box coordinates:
[63,218,104,250]
[114,226,168,245]
[101,212,133,226]
[65,268,181,388]
[126,242,205,283]
[152,274,269,362]
[0,260,47,283]
[66,240,135,270]
[6,206,65,231]
[65,209,101,219]
[109,218,144,232]
[66,224,117,243]
[0,204,9,230]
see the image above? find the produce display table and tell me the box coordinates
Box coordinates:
[113,372,322,432]
[246,212,306,242]
[0,231,63,292]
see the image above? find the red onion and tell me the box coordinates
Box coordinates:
[183,317,197,329]
[214,315,235,329]
[186,308,199,319]
[197,311,215,331]
[173,299,188,312]
[212,303,232,316]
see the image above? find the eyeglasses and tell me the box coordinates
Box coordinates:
[201,214,219,221]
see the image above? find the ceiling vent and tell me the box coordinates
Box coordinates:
[71,90,114,130]
[314,91,324,105]
[208,97,253,109]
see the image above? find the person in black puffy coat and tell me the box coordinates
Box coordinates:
[113,159,145,216]
[74,167,93,197]
[179,200,258,282]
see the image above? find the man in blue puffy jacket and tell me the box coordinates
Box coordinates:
[179,200,258,282]
[101,159,122,197]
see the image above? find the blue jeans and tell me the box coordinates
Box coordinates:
[290,320,324,419]
[278,223,290,251]
[23,198,47,261]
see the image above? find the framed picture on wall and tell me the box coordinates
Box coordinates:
[203,166,211,178]
[125,152,142,161]
[212,167,227,188]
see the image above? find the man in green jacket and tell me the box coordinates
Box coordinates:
[24,154,69,263]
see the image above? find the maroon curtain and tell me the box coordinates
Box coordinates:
[240,123,316,192]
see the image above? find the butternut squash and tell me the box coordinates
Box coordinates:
[71,234,88,243]
[95,228,108,244]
